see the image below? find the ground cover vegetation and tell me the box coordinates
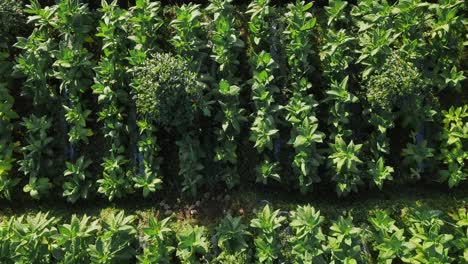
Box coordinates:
[0,201,466,263]
[0,0,466,262]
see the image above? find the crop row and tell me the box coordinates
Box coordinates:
[0,204,466,263]
[0,0,466,202]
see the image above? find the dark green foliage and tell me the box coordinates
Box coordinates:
[132,53,205,197]
[19,115,54,199]
[0,0,26,49]
[133,53,203,131]
[177,134,205,197]
[208,0,246,190]
[215,214,250,259]
[0,84,18,200]
[366,53,423,113]
[0,1,22,199]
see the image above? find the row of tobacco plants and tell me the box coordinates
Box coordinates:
[0,0,466,202]
[0,205,467,263]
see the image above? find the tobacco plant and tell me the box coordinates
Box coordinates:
[425,0,466,92]
[132,120,162,198]
[247,0,281,184]
[207,0,246,189]
[402,209,454,263]
[368,210,408,263]
[402,137,434,180]
[247,0,272,48]
[207,0,244,77]
[14,0,57,107]
[10,212,58,263]
[18,115,53,199]
[170,3,207,72]
[329,137,363,195]
[16,0,95,203]
[284,1,324,193]
[322,0,363,195]
[137,215,174,264]
[367,158,394,191]
[63,156,92,203]
[127,0,161,62]
[0,216,17,262]
[289,205,326,263]
[170,3,208,197]
[50,0,95,203]
[127,0,163,198]
[249,52,281,184]
[326,216,364,264]
[51,214,100,263]
[321,0,355,138]
[88,211,137,263]
[93,0,132,201]
[51,0,94,143]
[439,105,467,187]
[176,135,205,197]
[351,0,398,188]
[176,224,209,264]
[250,205,286,263]
[215,214,250,262]
[448,208,468,262]
[14,0,59,199]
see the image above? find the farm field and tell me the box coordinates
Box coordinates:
[0,0,466,263]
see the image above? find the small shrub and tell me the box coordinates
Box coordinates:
[365,52,423,114]
[133,53,203,131]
